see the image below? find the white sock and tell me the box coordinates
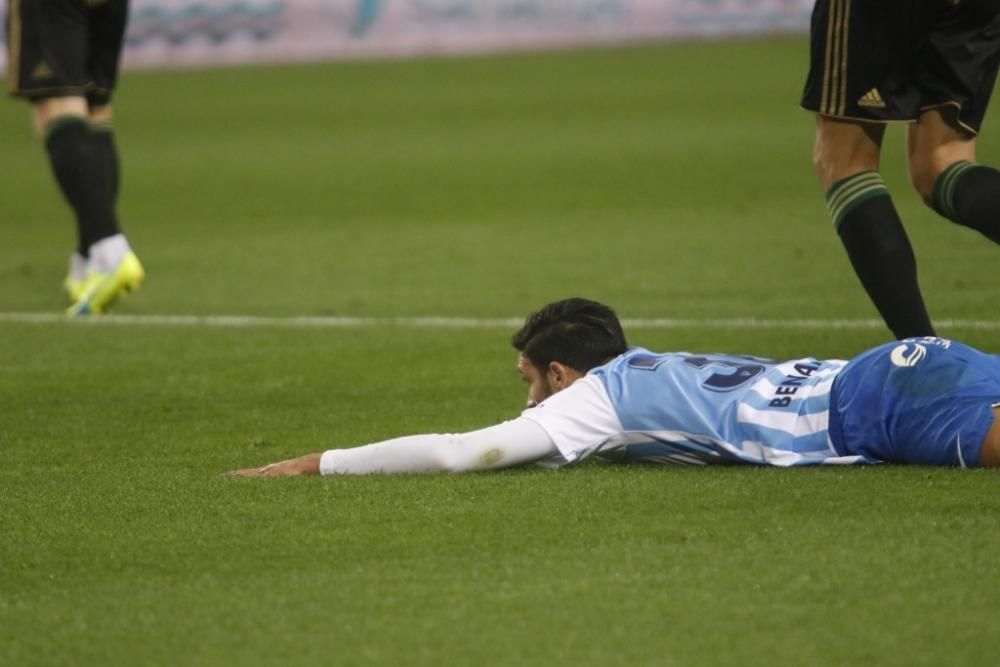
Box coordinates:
[68,253,88,281]
[87,234,131,273]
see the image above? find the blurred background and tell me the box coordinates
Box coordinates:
[1,0,814,70]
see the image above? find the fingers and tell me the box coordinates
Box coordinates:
[226,467,260,477]
[226,455,319,477]
[225,461,291,477]
[225,465,271,477]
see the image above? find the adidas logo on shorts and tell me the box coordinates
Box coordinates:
[857,88,886,108]
[31,61,54,81]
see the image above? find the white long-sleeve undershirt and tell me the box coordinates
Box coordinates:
[318,417,558,475]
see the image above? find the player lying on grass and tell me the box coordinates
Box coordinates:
[229,298,1000,476]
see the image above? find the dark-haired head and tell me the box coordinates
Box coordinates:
[512,298,628,406]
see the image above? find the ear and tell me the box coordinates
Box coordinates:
[547,361,583,391]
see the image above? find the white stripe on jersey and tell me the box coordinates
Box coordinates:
[739,441,867,466]
[594,431,857,466]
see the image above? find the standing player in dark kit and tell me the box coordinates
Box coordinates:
[6,0,144,315]
[802,0,1000,339]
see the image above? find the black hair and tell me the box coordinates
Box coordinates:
[511,298,628,373]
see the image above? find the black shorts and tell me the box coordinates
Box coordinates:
[5,0,129,106]
[801,0,1000,134]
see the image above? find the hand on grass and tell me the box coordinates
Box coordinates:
[227,453,322,477]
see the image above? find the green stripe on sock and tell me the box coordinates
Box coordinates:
[825,171,890,229]
[931,160,975,220]
[827,172,882,217]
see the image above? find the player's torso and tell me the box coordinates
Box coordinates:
[589,348,847,465]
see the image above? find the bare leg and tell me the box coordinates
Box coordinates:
[813,116,884,188]
[32,96,88,134]
[907,107,977,205]
[88,104,113,127]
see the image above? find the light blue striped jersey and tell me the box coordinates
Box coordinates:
[523,347,867,467]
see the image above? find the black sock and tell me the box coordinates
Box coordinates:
[91,126,120,204]
[931,161,1000,244]
[44,116,120,255]
[826,171,935,339]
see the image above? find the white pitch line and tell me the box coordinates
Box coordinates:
[3,311,1000,330]
[0,312,522,328]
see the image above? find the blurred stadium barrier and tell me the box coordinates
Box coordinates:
[2,0,811,70]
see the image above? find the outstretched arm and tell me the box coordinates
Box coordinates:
[227,417,557,477]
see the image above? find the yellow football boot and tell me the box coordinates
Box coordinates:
[67,251,145,316]
[63,274,84,303]
[64,253,88,303]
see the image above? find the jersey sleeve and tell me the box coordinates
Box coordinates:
[519,375,623,466]
[318,417,559,475]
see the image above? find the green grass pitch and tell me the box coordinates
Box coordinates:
[2,38,999,666]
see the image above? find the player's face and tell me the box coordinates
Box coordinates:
[517,353,553,408]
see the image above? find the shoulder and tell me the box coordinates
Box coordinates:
[521,375,620,436]
[519,375,623,464]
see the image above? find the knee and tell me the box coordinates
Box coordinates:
[908,153,976,209]
[907,107,977,207]
[811,140,831,183]
[811,124,882,190]
[31,96,88,135]
[811,141,853,190]
[811,134,840,186]
[907,154,942,206]
[89,105,113,127]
